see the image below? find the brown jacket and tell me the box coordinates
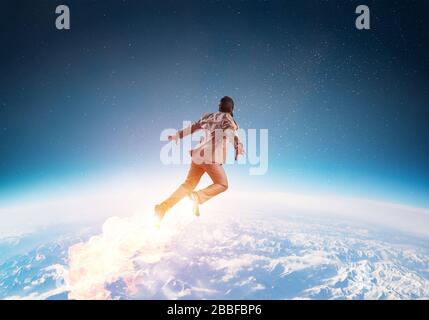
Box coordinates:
[178,112,242,164]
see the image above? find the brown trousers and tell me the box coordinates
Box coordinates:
[160,162,228,212]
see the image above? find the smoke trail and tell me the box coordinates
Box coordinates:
[58,201,195,299]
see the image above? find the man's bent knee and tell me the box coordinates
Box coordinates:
[219,183,228,193]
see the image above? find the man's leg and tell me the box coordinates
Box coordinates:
[194,164,228,204]
[158,162,204,213]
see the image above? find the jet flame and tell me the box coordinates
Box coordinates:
[59,201,195,299]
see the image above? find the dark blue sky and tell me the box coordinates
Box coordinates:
[1,0,428,206]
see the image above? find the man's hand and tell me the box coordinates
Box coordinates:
[168,133,180,144]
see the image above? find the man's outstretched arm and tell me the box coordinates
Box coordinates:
[178,122,202,138]
[168,121,202,142]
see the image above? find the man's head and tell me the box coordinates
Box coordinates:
[219,96,235,115]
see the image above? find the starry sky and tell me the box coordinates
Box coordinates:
[1,0,428,206]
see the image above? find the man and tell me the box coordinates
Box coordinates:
[155,96,244,221]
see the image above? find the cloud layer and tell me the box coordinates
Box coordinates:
[54,192,429,299]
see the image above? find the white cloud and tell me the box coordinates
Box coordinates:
[2,180,429,299]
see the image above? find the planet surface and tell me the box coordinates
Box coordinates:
[1,191,429,300]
